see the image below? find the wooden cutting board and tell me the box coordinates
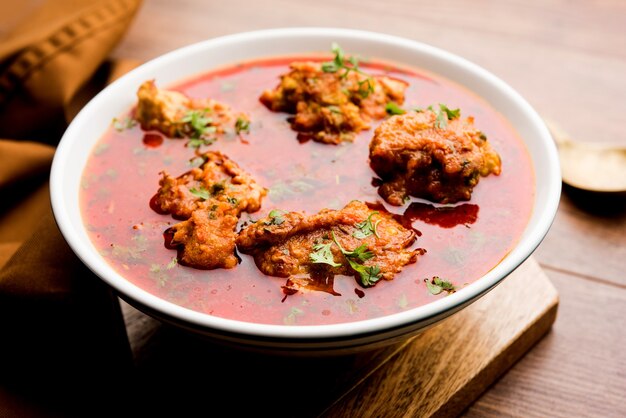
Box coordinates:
[121,256,558,417]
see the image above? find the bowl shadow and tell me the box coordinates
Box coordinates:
[123,311,411,417]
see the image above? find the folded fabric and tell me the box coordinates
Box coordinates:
[0,0,143,415]
[0,0,143,143]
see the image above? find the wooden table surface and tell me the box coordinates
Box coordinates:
[112,1,626,416]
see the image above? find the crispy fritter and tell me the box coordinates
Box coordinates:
[135,80,246,138]
[369,110,502,205]
[156,152,266,270]
[153,151,267,219]
[166,201,239,269]
[236,201,422,287]
[260,62,407,144]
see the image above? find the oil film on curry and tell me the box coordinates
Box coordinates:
[80,44,533,325]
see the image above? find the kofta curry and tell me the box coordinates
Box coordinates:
[80,45,533,325]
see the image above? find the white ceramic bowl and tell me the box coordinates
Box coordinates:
[50,28,561,355]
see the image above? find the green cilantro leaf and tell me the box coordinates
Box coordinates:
[353,211,381,239]
[425,276,456,295]
[385,102,406,116]
[435,111,447,129]
[330,230,380,286]
[181,109,214,138]
[321,42,375,98]
[327,105,342,114]
[350,244,374,261]
[187,137,216,149]
[166,257,178,269]
[439,104,461,120]
[188,155,208,167]
[433,104,461,129]
[321,61,339,73]
[235,117,250,134]
[348,261,382,287]
[189,186,211,200]
[264,209,286,226]
[321,42,344,73]
[112,116,137,132]
[357,78,375,98]
[309,243,341,267]
[332,231,374,261]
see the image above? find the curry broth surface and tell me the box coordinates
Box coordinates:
[80,56,534,325]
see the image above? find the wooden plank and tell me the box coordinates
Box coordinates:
[121,257,557,417]
[319,257,557,418]
[464,268,626,418]
[534,191,626,287]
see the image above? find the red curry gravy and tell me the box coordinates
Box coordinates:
[80,56,534,325]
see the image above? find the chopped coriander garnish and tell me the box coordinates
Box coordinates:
[189,186,211,200]
[425,276,456,295]
[347,244,374,262]
[309,243,341,267]
[331,231,380,287]
[189,155,208,167]
[235,117,250,134]
[332,231,374,262]
[187,137,216,149]
[433,104,461,129]
[188,182,225,201]
[227,196,238,206]
[268,209,284,218]
[264,209,286,226]
[321,42,345,73]
[182,109,216,148]
[348,262,382,287]
[439,104,460,120]
[166,257,178,269]
[357,78,375,98]
[435,109,448,129]
[327,105,342,114]
[112,116,137,132]
[353,211,381,239]
[321,42,375,98]
[182,109,214,138]
[385,102,406,116]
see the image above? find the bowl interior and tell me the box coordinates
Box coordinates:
[50,28,560,346]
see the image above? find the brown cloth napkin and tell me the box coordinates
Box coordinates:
[0,0,142,416]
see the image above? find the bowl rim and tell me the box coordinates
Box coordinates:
[50,27,561,342]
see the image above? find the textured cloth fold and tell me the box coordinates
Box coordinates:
[0,0,142,143]
[0,0,143,415]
